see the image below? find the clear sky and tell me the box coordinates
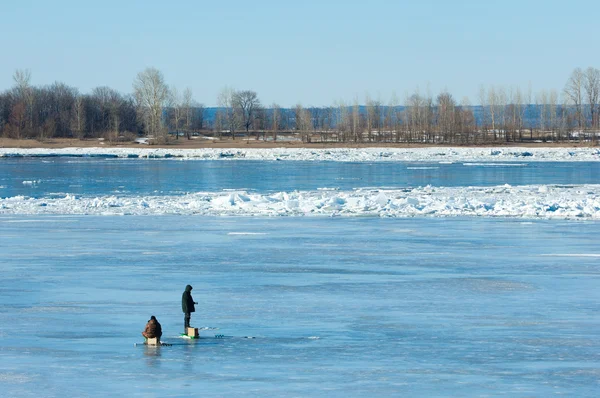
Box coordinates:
[1,0,599,107]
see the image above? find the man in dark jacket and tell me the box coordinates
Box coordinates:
[142,315,162,339]
[182,284,198,333]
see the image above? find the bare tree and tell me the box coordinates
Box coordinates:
[234,90,261,135]
[478,85,487,138]
[549,89,558,139]
[352,98,360,142]
[92,86,123,140]
[584,67,600,132]
[564,67,584,131]
[335,100,348,142]
[423,88,434,141]
[167,86,183,139]
[12,69,34,134]
[193,103,205,131]
[458,96,476,144]
[536,89,548,134]
[406,90,426,142]
[302,108,313,143]
[295,104,313,143]
[217,87,239,140]
[373,98,383,142]
[182,87,193,139]
[294,104,303,138]
[387,92,400,142]
[70,94,86,139]
[271,103,280,141]
[133,67,169,139]
[320,106,335,142]
[365,95,382,142]
[497,86,507,141]
[436,91,456,141]
[214,110,224,139]
[513,86,524,141]
[487,86,498,140]
[13,69,31,95]
[8,102,26,139]
[254,107,267,139]
[50,82,78,138]
[365,94,374,142]
[524,82,533,139]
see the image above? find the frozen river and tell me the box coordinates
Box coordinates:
[1,215,599,396]
[1,152,599,396]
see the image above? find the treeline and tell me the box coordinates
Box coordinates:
[0,67,598,144]
[0,68,205,143]
[2,70,140,141]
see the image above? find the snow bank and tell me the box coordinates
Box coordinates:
[1,147,599,162]
[1,184,599,219]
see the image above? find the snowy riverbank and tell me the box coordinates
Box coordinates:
[1,146,600,162]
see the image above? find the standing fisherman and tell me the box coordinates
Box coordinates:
[182,284,198,333]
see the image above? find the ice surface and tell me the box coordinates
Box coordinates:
[0,216,599,396]
[1,146,600,162]
[1,149,599,396]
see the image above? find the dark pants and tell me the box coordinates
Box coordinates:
[184,313,191,332]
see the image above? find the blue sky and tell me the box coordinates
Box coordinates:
[1,0,599,107]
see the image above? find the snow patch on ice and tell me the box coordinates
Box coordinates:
[540,253,600,257]
[0,372,32,383]
[228,232,268,235]
[0,218,72,223]
[463,163,528,167]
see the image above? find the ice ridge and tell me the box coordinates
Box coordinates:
[1,184,599,219]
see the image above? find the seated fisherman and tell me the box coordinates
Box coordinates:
[142,315,163,341]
